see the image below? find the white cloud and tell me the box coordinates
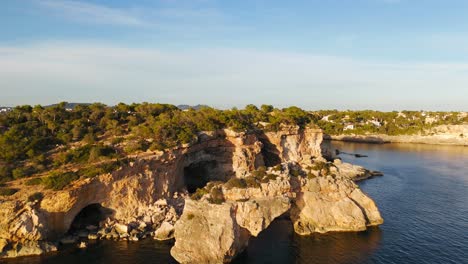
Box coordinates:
[1,42,467,110]
[36,0,146,26]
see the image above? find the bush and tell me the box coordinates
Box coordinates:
[224,178,247,189]
[244,176,261,188]
[251,169,266,180]
[27,192,44,202]
[25,177,42,186]
[273,164,282,172]
[209,187,225,204]
[0,188,18,196]
[190,188,208,200]
[42,171,79,190]
[124,140,149,153]
[290,169,300,177]
[261,173,278,183]
[187,213,195,220]
[312,161,332,175]
[307,172,316,179]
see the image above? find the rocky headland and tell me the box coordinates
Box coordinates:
[0,126,383,262]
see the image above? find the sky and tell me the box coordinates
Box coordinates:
[1,0,468,110]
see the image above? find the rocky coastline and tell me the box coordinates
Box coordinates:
[324,124,468,146]
[0,126,383,263]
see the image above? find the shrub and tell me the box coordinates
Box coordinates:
[261,173,278,183]
[27,192,44,202]
[187,213,195,220]
[190,188,208,200]
[42,171,79,190]
[307,172,316,179]
[209,187,225,204]
[290,169,300,177]
[25,177,42,186]
[312,161,331,175]
[78,166,103,178]
[111,137,125,145]
[88,144,117,162]
[12,167,28,179]
[0,188,18,196]
[224,178,247,189]
[251,169,266,180]
[124,140,149,153]
[244,176,261,188]
[273,164,282,172]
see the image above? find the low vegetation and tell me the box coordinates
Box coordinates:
[0,102,465,190]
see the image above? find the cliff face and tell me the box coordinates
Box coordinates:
[0,126,383,262]
[170,163,382,264]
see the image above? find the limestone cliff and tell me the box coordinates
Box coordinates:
[0,126,383,262]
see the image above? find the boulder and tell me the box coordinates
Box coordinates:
[154,222,175,241]
[114,223,128,235]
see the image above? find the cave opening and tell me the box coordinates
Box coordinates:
[184,160,218,193]
[68,203,113,234]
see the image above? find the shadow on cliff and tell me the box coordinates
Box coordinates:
[256,132,282,167]
[178,133,238,193]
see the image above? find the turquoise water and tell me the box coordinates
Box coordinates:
[4,142,468,264]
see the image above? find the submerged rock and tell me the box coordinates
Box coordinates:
[2,241,57,258]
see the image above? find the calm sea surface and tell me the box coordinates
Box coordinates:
[4,142,468,264]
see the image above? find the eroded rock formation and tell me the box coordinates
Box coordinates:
[0,126,383,262]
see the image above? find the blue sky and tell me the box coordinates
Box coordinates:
[1,0,468,110]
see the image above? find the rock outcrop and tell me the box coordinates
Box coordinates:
[171,162,383,263]
[0,126,383,262]
[170,200,251,264]
[291,176,383,234]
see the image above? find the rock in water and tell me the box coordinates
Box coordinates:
[78,242,87,248]
[171,200,250,264]
[154,222,175,241]
[290,176,383,234]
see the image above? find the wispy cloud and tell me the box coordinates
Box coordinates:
[1,42,467,110]
[36,0,146,26]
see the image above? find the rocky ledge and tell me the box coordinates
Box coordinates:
[0,126,383,263]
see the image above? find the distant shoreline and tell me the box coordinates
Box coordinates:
[324,133,468,146]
